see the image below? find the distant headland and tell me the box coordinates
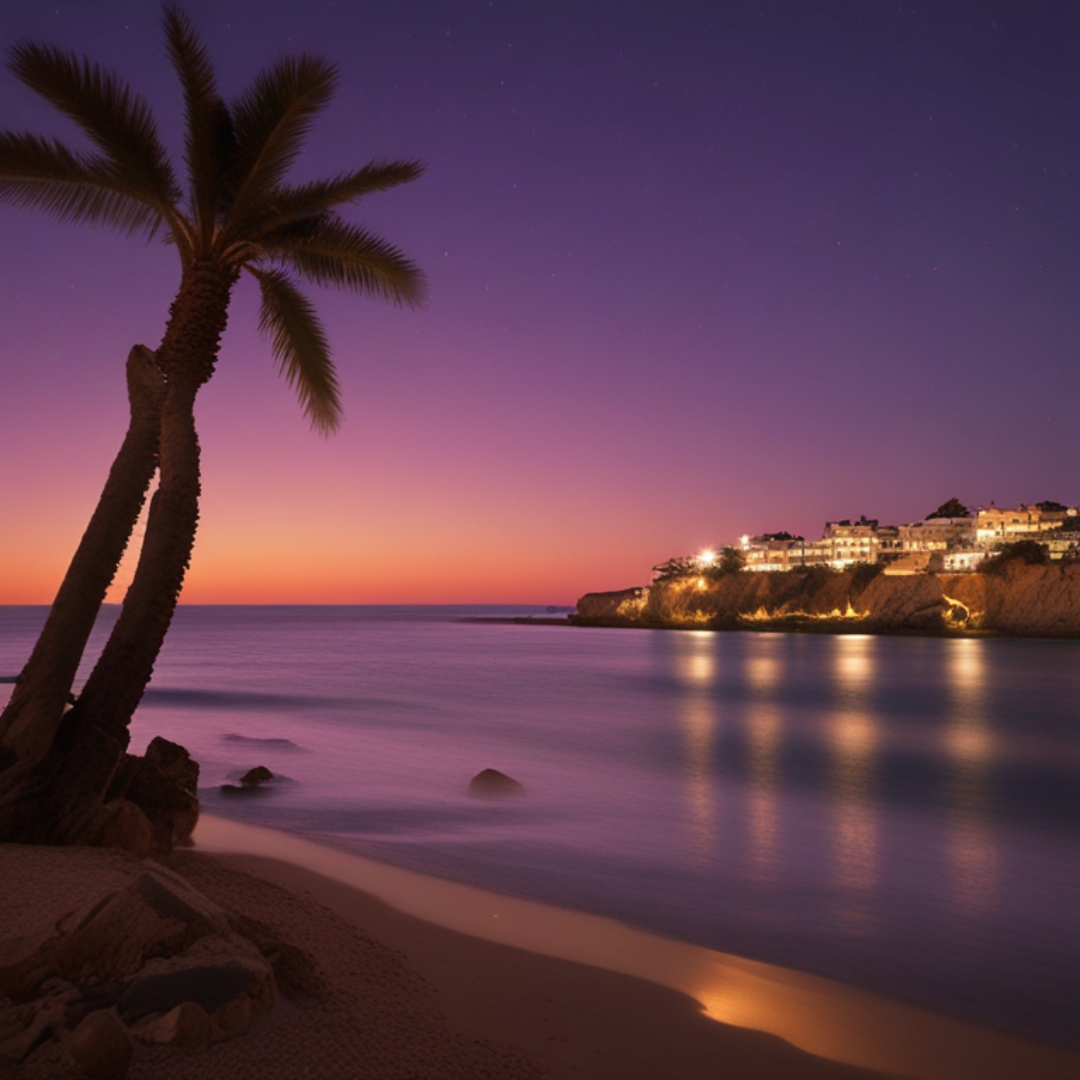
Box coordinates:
[571,499,1080,636]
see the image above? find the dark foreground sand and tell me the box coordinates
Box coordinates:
[5,819,1079,1080]
[1,840,888,1080]
[165,849,895,1080]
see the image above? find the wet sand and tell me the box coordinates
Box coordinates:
[188,815,1080,1080]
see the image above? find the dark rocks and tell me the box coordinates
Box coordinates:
[468,769,525,796]
[119,963,252,1024]
[220,765,276,794]
[130,1000,211,1049]
[210,993,251,1040]
[0,849,275,1075]
[0,980,79,1064]
[105,737,200,853]
[95,800,154,859]
[67,1009,132,1080]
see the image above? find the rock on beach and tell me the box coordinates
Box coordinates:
[0,846,275,1078]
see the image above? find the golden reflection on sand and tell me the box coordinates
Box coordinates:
[746,702,781,881]
[675,633,719,862]
[944,639,997,912]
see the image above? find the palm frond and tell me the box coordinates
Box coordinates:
[7,41,179,211]
[162,3,235,242]
[0,131,163,235]
[248,266,342,433]
[261,215,426,306]
[264,160,425,225]
[225,56,336,233]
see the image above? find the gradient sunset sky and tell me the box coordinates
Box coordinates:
[1,1,1078,604]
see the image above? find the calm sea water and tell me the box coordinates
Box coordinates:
[2,605,1079,1048]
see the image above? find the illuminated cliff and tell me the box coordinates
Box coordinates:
[571,562,1080,636]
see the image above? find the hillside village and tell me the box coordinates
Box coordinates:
[681,500,1080,578]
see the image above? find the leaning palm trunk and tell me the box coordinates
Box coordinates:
[0,347,165,768]
[0,347,165,845]
[8,265,235,852]
[74,262,234,741]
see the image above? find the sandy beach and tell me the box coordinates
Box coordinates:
[4,816,1079,1080]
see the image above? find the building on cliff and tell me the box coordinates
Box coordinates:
[897,516,975,552]
[975,503,1075,543]
[733,502,1079,575]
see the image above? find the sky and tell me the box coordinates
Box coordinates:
[1,0,1078,604]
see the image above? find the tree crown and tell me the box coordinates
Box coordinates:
[0,4,426,432]
[927,498,969,519]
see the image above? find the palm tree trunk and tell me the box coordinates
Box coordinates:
[22,261,237,851]
[0,346,165,840]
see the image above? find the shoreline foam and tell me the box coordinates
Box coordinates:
[194,814,1080,1080]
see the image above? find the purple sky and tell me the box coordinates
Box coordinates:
[1,1,1078,603]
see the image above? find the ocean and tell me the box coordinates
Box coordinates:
[2,605,1078,1049]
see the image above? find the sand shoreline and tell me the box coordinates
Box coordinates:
[3,817,1078,1078]
[190,815,1079,1080]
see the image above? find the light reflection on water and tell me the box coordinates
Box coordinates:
[666,631,1006,927]
[834,633,875,697]
[2,607,1079,1048]
[829,638,878,915]
[675,632,719,864]
[746,702,781,882]
[945,638,998,912]
[831,710,878,910]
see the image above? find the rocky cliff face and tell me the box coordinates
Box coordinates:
[572,562,1080,636]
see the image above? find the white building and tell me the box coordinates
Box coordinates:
[729,501,1079,576]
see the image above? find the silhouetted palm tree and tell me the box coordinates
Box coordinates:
[0,5,425,849]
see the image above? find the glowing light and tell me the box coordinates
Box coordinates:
[697,549,717,567]
[671,611,714,626]
[942,595,983,629]
[740,603,868,623]
[946,636,984,694]
[835,635,875,696]
[614,589,649,618]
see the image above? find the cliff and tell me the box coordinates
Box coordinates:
[571,562,1080,637]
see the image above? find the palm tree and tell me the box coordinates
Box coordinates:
[0,5,425,850]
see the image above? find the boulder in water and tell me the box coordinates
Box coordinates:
[468,769,524,796]
[220,765,275,795]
